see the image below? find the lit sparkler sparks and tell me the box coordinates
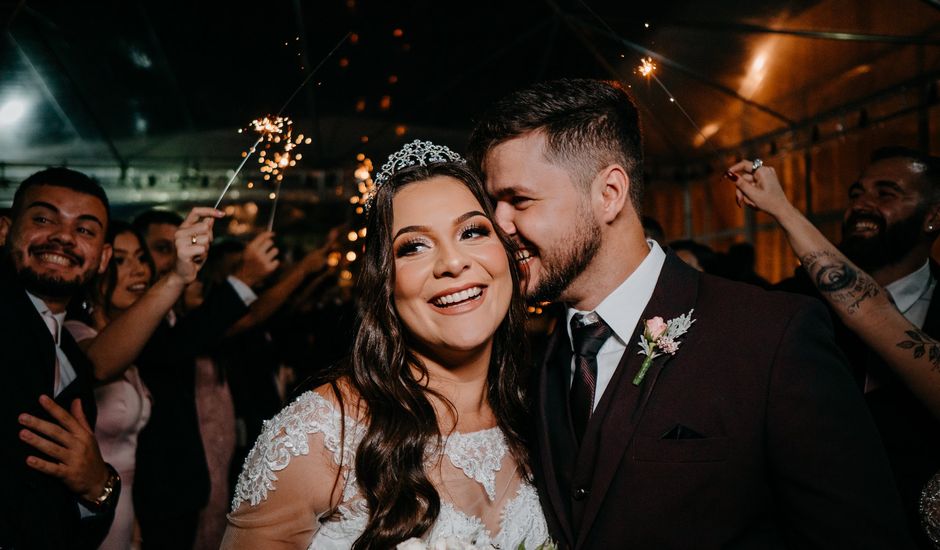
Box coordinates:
[574,0,723,153]
[214,115,297,210]
[635,56,720,153]
[213,32,350,214]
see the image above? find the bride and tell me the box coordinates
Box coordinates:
[222,141,550,549]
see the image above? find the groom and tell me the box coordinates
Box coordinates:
[468,79,912,549]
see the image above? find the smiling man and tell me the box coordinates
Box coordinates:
[469,79,912,549]
[840,147,940,289]
[0,168,120,548]
[778,146,940,548]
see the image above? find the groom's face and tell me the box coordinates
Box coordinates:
[483,131,601,304]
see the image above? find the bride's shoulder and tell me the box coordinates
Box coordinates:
[310,378,369,423]
[267,379,367,434]
[231,380,367,509]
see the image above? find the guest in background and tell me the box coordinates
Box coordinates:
[1,168,119,548]
[128,212,279,549]
[133,209,185,278]
[724,242,771,289]
[65,214,214,550]
[641,215,665,246]
[668,239,716,273]
[730,154,940,548]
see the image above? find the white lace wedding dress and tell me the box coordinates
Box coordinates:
[223,391,549,549]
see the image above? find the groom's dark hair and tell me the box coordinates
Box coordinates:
[467,78,645,211]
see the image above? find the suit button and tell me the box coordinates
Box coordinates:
[573,487,589,501]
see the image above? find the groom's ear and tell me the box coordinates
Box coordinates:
[597,164,630,224]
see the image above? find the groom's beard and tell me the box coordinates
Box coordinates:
[839,208,925,272]
[528,215,601,304]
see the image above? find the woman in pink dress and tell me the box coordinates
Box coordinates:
[66,222,160,549]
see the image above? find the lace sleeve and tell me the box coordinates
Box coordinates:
[222,391,362,549]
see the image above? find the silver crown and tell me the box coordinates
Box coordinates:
[365,140,465,211]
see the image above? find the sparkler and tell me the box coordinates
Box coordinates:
[576,0,727,156]
[213,115,297,210]
[212,32,350,216]
[635,57,720,155]
[213,135,263,210]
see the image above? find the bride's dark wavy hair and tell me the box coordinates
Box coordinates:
[320,161,531,549]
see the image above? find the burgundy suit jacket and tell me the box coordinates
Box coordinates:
[532,253,913,549]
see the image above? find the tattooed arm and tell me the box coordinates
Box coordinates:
[728,160,940,419]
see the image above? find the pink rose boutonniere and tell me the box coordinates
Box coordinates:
[634,309,696,385]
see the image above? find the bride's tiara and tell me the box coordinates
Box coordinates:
[365,139,465,211]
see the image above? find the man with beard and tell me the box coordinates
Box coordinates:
[0,168,120,549]
[468,79,912,549]
[776,146,940,548]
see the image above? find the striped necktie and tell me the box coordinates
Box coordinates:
[569,313,612,443]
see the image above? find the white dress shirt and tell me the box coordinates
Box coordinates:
[26,291,76,396]
[885,260,936,329]
[566,240,667,410]
[227,275,259,306]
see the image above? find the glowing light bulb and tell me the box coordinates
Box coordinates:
[0,96,31,127]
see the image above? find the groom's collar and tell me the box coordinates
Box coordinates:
[566,239,666,348]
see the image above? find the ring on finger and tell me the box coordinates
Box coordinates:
[191,235,198,245]
[751,158,763,172]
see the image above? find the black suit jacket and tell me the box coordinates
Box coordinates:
[777,263,940,548]
[533,253,912,549]
[132,282,248,522]
[0,256,115,549]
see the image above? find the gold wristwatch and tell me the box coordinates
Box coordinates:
[86,464,121,509]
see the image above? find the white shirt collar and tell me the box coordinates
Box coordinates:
[566,239,667,347]
[885,260,933,315]
[25,290,66,343]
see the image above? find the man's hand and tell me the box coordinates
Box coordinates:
[299,226,343,275]
[18,396,111,503]
[234,231,280,287]
[173,207,225,285]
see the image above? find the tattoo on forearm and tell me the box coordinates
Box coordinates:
[800,251,880,315]
[897,329,940,372]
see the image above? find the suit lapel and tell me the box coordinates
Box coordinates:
[537,322,577,546]
[55,330,98,426]
[13,286,58,394]
[574,253,700,548]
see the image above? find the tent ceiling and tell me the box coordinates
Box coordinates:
[2,0,938,171]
